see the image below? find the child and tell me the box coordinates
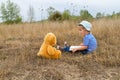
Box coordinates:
[58,20,97,55]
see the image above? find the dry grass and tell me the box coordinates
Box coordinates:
[0,19,120,80]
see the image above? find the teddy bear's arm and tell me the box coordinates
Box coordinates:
[47,46,57,56]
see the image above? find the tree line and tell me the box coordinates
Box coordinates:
[0,0,120,24]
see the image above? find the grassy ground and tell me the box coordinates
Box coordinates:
[0,19,120,80]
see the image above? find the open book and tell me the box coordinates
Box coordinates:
[69,46,82,51]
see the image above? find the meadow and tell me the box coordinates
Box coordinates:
[0,19,120,80]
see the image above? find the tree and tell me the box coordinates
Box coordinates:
[62,9,71,20]
[47,6,55,18]
[0,0,22,24]
[27,5,35,22]
[48,11,62,21]
[47,7,62,21]
[96,12,104,19]
[80,10,93,20]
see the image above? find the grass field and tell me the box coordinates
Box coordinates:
[0,19,120,80]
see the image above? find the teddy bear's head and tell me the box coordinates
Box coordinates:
[44,32,57,46]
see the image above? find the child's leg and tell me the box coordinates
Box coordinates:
[78,49,89,55]
[63,46,70,52]
[57,41,71,52]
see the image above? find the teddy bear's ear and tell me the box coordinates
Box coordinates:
[44,33,57,45]
[49,33,57,45]
[52,35,57,45]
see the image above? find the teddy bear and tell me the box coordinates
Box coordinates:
[37,32,61,59]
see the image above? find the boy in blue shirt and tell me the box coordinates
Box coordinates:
[58,20,97,55]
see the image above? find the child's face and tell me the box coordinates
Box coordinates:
[78,26,86,36]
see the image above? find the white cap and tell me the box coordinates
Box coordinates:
[79,20,92,31]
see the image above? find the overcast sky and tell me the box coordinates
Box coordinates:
[0,0,120,21]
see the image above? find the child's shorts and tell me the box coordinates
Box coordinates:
[63,46,90,55]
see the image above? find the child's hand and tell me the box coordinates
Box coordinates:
[80,43,84,46]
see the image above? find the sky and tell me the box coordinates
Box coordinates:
[0,0,120,22]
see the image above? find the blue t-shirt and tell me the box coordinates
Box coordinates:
[83,33,97,52]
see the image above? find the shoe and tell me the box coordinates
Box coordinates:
[57,45,60,50]
[64,41,67,46]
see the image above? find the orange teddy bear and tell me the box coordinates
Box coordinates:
[37,32,61,59]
